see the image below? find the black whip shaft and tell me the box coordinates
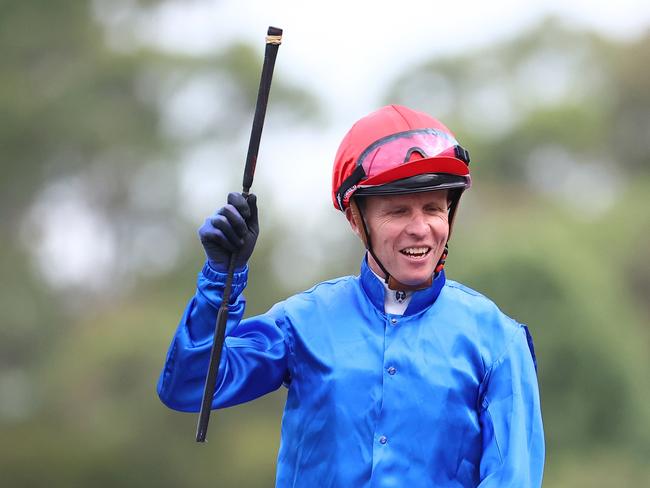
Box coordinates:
[195,253,237,442]
[242,26,283,197]
[196,26,283,443]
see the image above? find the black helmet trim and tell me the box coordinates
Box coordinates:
[336,164,366,210]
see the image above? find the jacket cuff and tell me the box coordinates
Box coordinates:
[198,261,249,306]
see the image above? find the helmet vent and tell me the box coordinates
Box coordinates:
[403,147,428,163]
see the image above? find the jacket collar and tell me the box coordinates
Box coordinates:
[359,256,446,316]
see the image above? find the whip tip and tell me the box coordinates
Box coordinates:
[266,26,283,44]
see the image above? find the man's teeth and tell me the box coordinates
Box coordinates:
[401,247,430,257]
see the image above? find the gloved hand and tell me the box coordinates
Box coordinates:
[198,192,259,272]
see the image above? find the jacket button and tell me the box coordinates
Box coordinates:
[379,436,387,444]
[390,318,397,325]
[387,366,396,375]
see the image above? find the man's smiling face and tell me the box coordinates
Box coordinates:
[347,190,450,287]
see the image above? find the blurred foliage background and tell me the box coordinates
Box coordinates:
[1,1,649,486]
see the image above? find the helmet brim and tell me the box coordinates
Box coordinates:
[360,156,469,188]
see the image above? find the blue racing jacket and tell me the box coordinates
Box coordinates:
[158,259,544,487]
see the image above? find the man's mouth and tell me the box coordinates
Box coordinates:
[399,246,431,258]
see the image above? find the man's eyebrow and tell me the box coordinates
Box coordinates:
[424,200,446,208]
[380,203,403,212]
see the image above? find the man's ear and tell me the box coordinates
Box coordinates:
[345,200,370,248]
[345,206,362,240]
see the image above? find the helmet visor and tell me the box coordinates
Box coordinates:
[358,128,464,180]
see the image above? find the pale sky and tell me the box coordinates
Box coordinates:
[137,0,650,118]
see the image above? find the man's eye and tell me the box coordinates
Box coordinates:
[426,206,445,214]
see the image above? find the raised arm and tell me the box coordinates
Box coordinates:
[157,193,290,412]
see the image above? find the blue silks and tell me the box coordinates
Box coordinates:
[158,259,544,487]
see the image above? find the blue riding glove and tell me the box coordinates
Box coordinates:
[198,192,259,272]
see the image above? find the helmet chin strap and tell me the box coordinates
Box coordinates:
[349,199,447,291]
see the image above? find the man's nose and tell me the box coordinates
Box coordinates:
[405,212,428,237]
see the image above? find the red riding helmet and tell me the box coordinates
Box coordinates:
[332,104,471,212]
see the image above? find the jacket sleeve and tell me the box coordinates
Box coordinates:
[477,324,545,487]
[157,262,290,412]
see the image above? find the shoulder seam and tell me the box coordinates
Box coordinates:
[444,280,488,299]
[300,275,355,295]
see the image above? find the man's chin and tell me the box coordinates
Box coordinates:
[393,271,435,287]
